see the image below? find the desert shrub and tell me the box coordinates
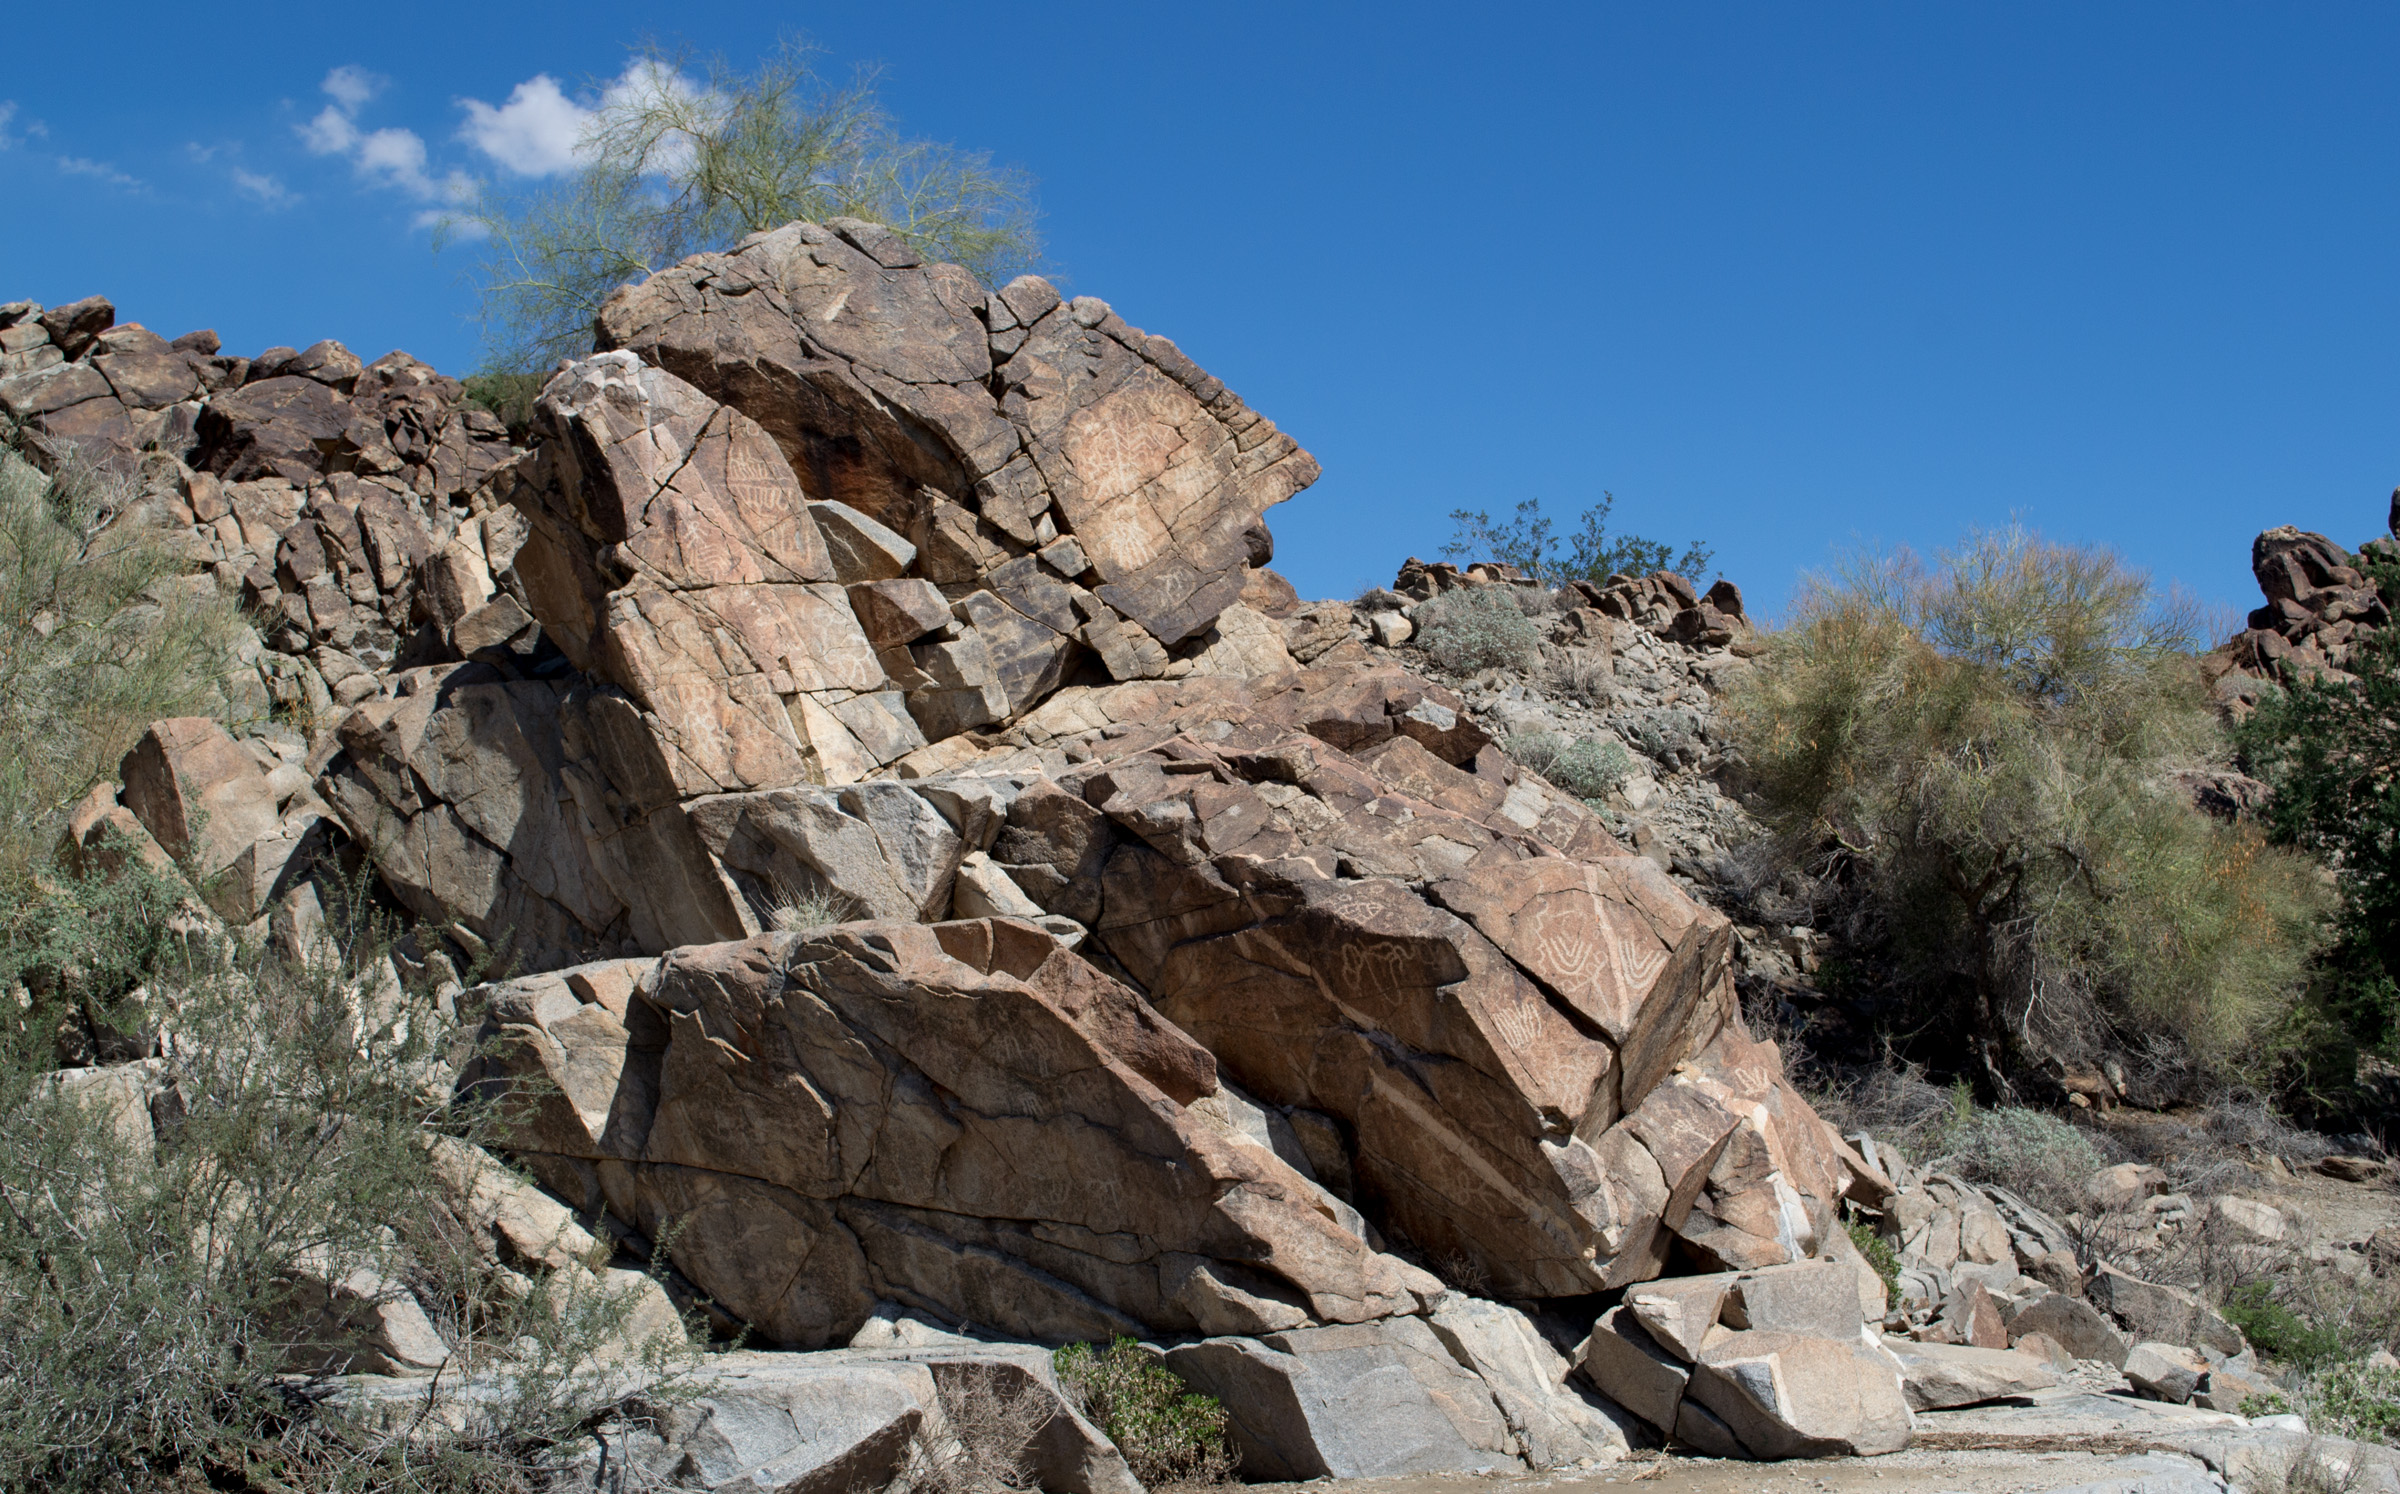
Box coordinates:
[2237,543,2400,1111]
[1053,1338,1234,1488]
[895,1363,1050,1494]
[2307,1360,2400,1445]
[460,371,544,443]
[0,437,241,887]
[1443,494,1712,584]
[2225,1282,2351,1372]
[1846,1217,1902,1302]
[0,860,687,1492]
[1507,729,1633,803]
[764,874,861,932]
[1414,586,1540,674]
[1723,528,2326,1091]
[1934,1096,2105,1216]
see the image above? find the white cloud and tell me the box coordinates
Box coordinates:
[322,66,382,112]
[296,62,472,224]
[232,169,294,208]
[455,61,713,178]
[0,102,15,150]
[56,156,144,190]
[299,104,358,156]
[457,73,591,176]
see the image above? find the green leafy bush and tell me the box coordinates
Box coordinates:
[2308,1360,2400,1445]
[1507,729,1633,803]
[1053,1338,1234,1487]
[2223,1282,2350,1371]
[2238,1389,2295,1418]
[1414,586,1541,674]
[1444,494,1712,584]
[2237,544,2400,1110]
[0,438,241,887]
[0,860,688,1491]
[1724,528,2326,1089]
[1847,1217,1902,1303]
[461,371,544,443]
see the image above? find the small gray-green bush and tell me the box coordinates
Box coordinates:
[1507,729,1633,804]
[1054,1338,1234,1487]
[1935,1093,2104,1217]
[0,437,242,887]
[1414,586,1540,674]
[0,861,688,1492]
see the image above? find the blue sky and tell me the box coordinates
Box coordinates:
[6,3,2399,621]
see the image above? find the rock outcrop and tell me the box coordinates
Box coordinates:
[12,221,1898,1469]
[2215,497,2399,693]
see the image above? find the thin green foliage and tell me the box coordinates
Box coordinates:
[1846,1217,1902,1303]
[0,859,690,1491]
[1725,528,2325,1087]
[2237,544,2400,1108]
[2224,1282,2352,1372]
[1444,494,1712,585]
[0,437,241,889]
[2305,1360,2400,1446]
[456,37,1041,372]
[1052,1338,1234,1488]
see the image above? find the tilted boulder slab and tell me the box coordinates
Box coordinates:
[594,218,1318,648]
[881,670,1859,1301]
[1687,1329,1914,1459]
[468,918,1442,1349]
[1164,1317,1522,1480]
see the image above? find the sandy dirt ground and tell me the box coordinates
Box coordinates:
[1249,1447,2215,1494]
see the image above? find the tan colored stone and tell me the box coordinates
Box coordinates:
[1880,1336,2059,1410]
[1431,854,1729,1111]
[1688,1329,1912,1458]
[488,921,1438,1348]
[118,716,283,888]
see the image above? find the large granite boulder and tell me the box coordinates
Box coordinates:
[594,218,1318,648]
[464,919,1444,1349]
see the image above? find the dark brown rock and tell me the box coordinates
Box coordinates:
[36,295,114,359]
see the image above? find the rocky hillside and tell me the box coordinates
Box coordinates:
[4,223,2389,1487]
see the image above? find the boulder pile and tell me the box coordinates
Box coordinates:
[2215,498,2399,692]
[12,219,2325,1480]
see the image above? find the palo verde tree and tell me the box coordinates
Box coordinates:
[0,435,241,890]
[1724,528,2324,1097]
[453,37,1041,374]
[1442,494,1712,585]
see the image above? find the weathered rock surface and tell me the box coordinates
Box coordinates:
[1163,1318,1521,1480]
[1881,1336,2061,1410]
[1687,1328,1914,1458]
[596,219,1317,649]
[2123,1341,2211,1405]
[15,231,1909,1466]
[467,920,1443,1349]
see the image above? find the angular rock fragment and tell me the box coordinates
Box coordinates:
[1687,1329,1913,1458]
[1880,1337,2060,1411]
[1165,1318,1520,1480]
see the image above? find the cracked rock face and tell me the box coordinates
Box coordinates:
[469,918,1443,1348]
[22,228,1876,1464]
[596,217,1318,648]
